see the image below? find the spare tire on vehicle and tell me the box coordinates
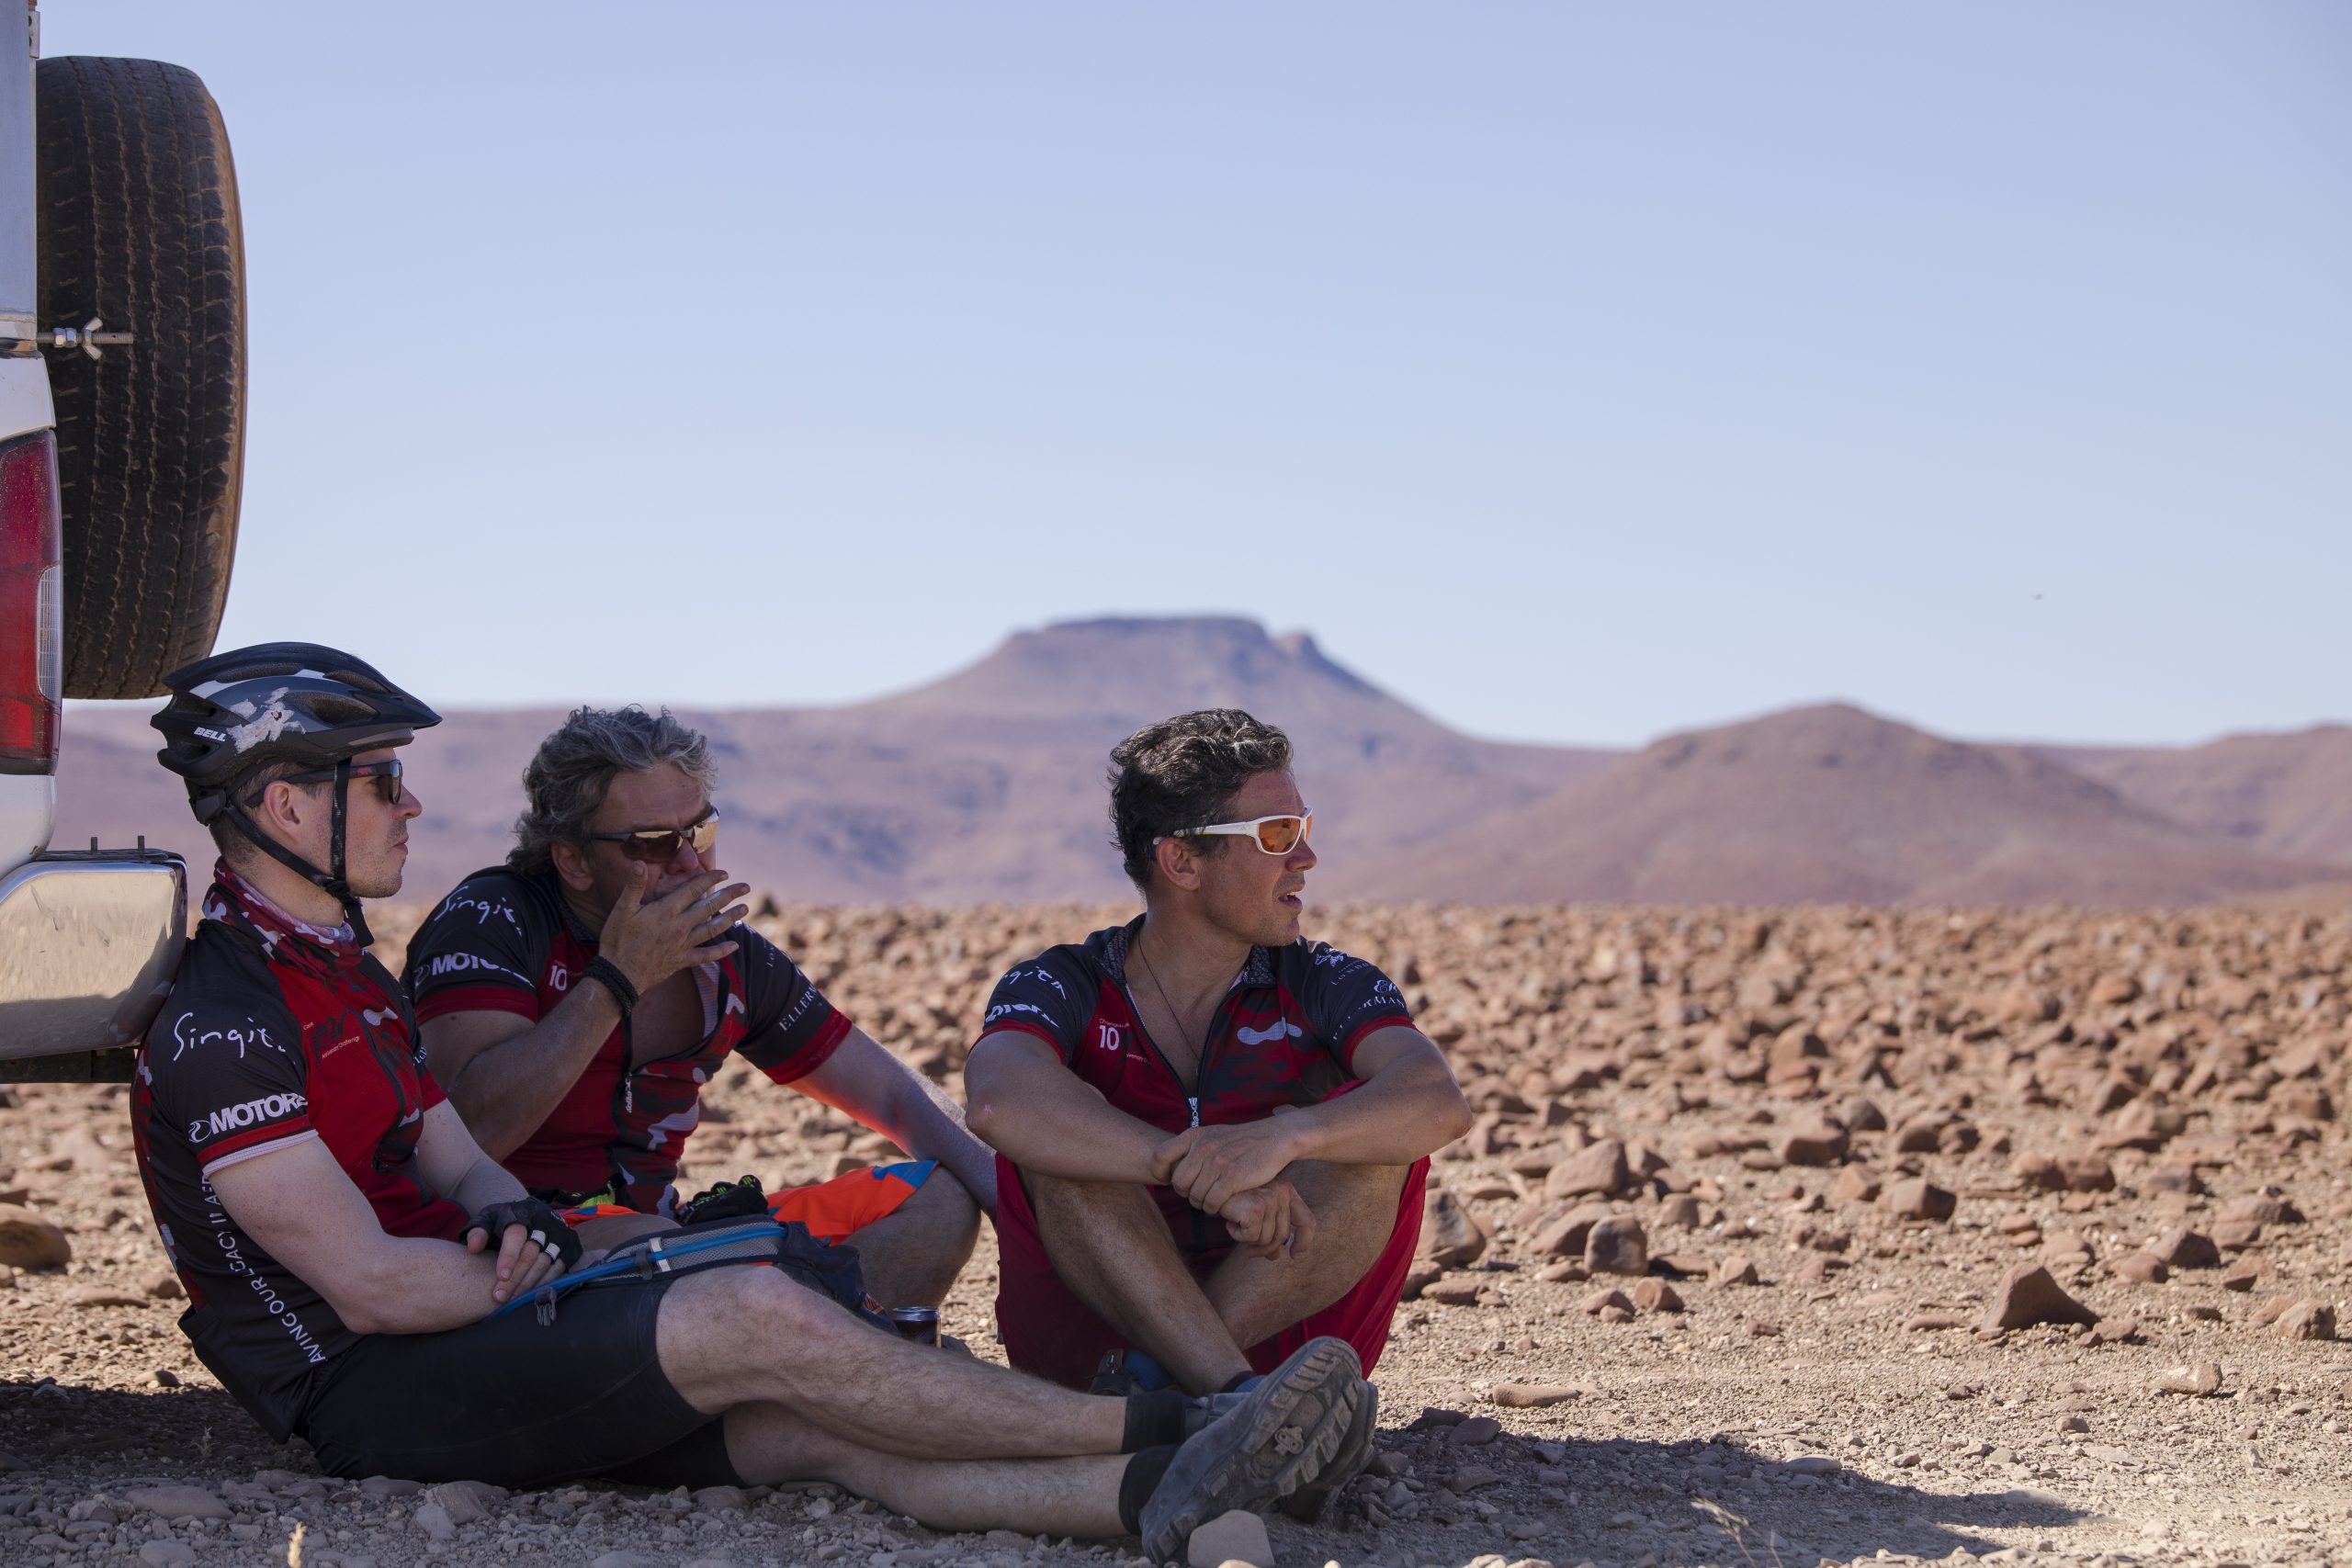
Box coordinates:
[37,56,245,700]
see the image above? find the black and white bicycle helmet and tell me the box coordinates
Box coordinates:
[153,642,441,943]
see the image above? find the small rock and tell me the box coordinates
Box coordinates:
[1448,1463,1502,1491]
[1714,1252,1759,1286]
[1657,1193,1702,1229]
[2212,1220,2262,1250]
[1780,1122,1849,1167]
[1747,1319,1782,1337]
[1532,1202,1615,1258]
[413,1501,458,1542]
[2060,1156,2117,1193]
[1451,1416,1503,1445]
[1421,1277,1485,1306]
[2110,1252,2168,1284]
[591,1554,666,1568]
[2154,1361,2223,1396]
[1579,1287,1634,1316]
[422,1483,485,1526]
[2058,1415,2089,1434]
[1629,1277,1682,1313]
[1885,1179,1956,1221]
[690,1484,748,1513]
[1584,1215,1648,1277]
[2088,1316,2141,1346]
[1534,1258,1586,1283]
[0,1204,71,1270]
[1494,1382,1580,1408]
[1419,1190,1490,1269]
[359,1476,423,1497]
[1777,1455,1839,1475]
[123,1486,228,1521]
[139,1544,197,1568]
[1905,1313,1970,1332]
[2221,1259,2262,1292]
[151,1368,180,1388]
[2217,1191,2302,1226]
[2012,1153,2067,1191]
[2152,1228,2220,1269]
[1546,1138,1630,1199]
[142,1269,185,1300]
[2274,1301,2336,1342]
[2041,1230,2095,1268]
[1982,1265,2098,1332]
[1832,1166,1882,1205]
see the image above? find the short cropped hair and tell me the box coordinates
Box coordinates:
[510,705,715,875]
[1108,709,1293,893]
[207,759,306,864]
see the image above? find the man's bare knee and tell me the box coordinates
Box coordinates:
[1289,1158,1408,1211]
[906,1168,982,1237]
[662,1265,876,1407]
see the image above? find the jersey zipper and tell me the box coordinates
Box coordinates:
[1122,964,1251,1251]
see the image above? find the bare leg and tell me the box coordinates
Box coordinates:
[842,1168,981,1308]
[722,1403,1127,1537]
[655,1264,1127,1460]
[1025,1171,1253,1394]
[1204,1161,1406,1349]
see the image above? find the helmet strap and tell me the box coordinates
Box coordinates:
[325,759,373,946]
[219,761,374,947]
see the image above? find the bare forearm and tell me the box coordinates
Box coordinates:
[336,1236,515,1335]
[1277,1059,1473,1167]
[447,1155,528,1216]
[878,1078,1001,1209]
[442,988,620,1160]
[967,1066,1164,1184]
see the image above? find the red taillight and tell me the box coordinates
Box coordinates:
[0,431,61,773]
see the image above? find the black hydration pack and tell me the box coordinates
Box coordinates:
[504,1213,890,1331]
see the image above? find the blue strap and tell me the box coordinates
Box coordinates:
[495,1220,786,1320]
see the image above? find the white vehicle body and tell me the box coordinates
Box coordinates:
[0,4,190,1078]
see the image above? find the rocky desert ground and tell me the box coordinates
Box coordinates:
[0,900,2346,1568]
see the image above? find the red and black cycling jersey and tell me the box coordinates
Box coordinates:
[130,865,466,1442]
[980,918,1414,1193]
[401,866,852,1213]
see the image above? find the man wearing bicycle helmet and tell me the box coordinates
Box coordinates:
[965,709,1471,1521]
[401,705,991,1309]
[130,647,1379,1550]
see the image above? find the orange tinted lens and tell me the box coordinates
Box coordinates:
[1255,815,1307,853]
[688,816,718,855]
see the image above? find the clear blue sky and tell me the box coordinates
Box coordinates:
[49,3,2351,748]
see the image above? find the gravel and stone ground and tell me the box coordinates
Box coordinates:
[0,901,2346,1568]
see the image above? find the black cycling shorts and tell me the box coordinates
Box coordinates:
[298,1272,742,1490]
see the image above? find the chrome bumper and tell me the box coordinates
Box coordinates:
[0,849,185,1060]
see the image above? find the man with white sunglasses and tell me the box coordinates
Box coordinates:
[966,708,1471,1515]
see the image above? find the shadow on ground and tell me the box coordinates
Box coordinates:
[1271,1431,2094,1567]
[5,1386,2098,1567]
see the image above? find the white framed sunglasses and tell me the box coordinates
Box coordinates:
[1155,809,1314,855]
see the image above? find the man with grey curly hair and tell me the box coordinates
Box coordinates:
[400,705,991,1309]
[963,709,1471,1520]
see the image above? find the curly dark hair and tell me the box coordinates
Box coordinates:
[1108,709,1293,892]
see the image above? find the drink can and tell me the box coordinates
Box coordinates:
[888,1306,940,1346]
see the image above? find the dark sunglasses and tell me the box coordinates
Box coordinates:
[246,758,407,808]
[585,808,720,863]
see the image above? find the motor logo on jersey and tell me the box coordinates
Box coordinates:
[188,1092,307,1143]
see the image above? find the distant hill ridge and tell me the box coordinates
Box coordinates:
[55,616,2352,908]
